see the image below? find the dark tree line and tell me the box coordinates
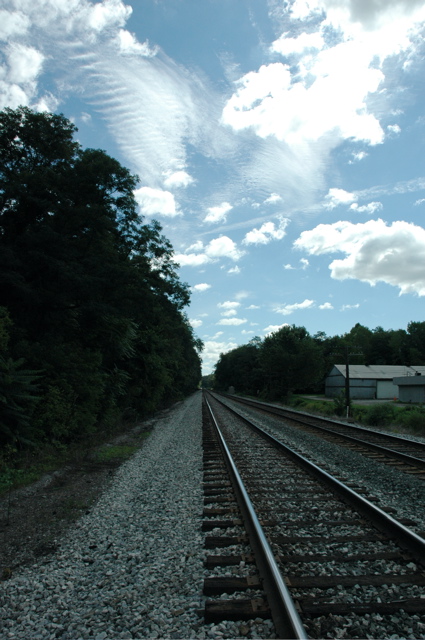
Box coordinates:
[0,107,202,447]
[213,322,425,400]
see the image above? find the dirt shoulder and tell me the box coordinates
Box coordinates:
[0,414,163,579]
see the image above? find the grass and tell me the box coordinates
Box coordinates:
[93,444,140,463]
[0,429,151,498]
[288,394,425,437]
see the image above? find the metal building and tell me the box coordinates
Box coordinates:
[393,373,425,403]
[325,365,425,400]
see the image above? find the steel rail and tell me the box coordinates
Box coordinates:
[208,392,425,564]
[219,393,425,470]
[204,395,308,640]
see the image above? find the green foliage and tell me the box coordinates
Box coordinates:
[398,406,425,434]
[363,403,396,426]
[0,356,42,445]
[0,106,201,455]
[333,391,352,417]
[260,325,324,400]
[94,444,139,463]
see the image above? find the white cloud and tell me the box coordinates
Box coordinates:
[246,304,260,309]
[341,303,360,311]
[0,10,29,39]
[115,29,157,56]
[190,319,203,329]
[264,193,282,204]
[174,253,210,267]
[206,236,244,261]
[87,0,131,32]
[283,263,295,270]
[7,43,44,84]
[174,236,244,267]
[201,339,238,374]
[319,302,334,310]
[387,124,401,135]
[217,317,248,326]
[218,301,240,310]
[134,186,180,217]
[350,151,368,163]
[227,266,241,274]
[204,202,233,224]
[264,323,289,335]
[324,188,357,209]
[350,201,383,214]
[221,309,237,317]
[243,217,289,245]
[414,199,425,206]
[295,219,425,295]
[163,170,194,189]
[192,283,211,292]
[241,330,255,335]
[300,258,309,269]
[272,31,324,56]
[275,299,315,315]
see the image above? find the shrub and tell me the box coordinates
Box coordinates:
[364,403,396,426]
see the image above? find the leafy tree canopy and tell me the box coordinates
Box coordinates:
[0,107,201,447]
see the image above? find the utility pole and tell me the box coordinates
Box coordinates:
[332,345,363,419]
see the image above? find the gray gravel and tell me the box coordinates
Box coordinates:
[220,396,425,533]
[0,392,277,640]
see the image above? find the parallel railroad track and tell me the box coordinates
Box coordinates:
[218,393,425,479]
[202,391,425,639]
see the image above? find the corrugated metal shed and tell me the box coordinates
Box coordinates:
[325,365,425,400]
[333,365,425,379]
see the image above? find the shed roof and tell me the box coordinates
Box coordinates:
[333,364,425,380]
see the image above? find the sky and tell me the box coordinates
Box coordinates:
[1,0,425,375]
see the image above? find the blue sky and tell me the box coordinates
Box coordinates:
[2,0,425,374]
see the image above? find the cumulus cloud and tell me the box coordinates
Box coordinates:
[221,309,237,317]
[0,10,29,39]
[218,301,240,310]
[319,302,334,310]
[243,217,289,245]
[350,201,383,214]
[192,283,211,292]
[220,0,425,209]
[295,219,425,295]
[217,317,248,326]
[201,339,238,374]
[274,299,315,315]
[163,170,194,189]
[324,188,357,209]
[174,236,244,267]
[204,202,233,224]
[134,186,180,217]
[264,323,289,335]
[115,29,157,56]
[264,193,283,205]
[189,319,203,328]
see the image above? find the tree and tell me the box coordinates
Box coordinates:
[0,107,201,446]
[260,325,323,399]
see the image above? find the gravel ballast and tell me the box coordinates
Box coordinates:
[1,392,206,639]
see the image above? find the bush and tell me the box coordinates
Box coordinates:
[399,406,425,435]
[363,403,396,426]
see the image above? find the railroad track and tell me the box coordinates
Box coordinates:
[218,392,425,479]
[202,391,425,639]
